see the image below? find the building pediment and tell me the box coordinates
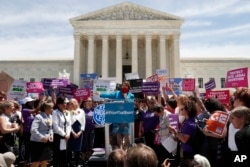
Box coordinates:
[70,2,183,21]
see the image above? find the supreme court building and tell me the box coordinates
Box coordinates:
[70,2,184,86]
[1,2,249,92]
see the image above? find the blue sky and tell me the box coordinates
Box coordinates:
[0,0,250,60]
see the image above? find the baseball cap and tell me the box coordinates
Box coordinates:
[22,97,35,104]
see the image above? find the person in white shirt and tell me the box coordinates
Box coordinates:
[67,98,85,167]
[52,96,71,167]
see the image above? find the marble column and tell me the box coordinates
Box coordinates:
[116,34,123,83]
[159,34,166,69]
[87,33,95,73]
[165,36,170,72]
[73,34,81,86]
[145,33,152,77]
[172,34,180,77]
[131,33,138,73]
[102,34,109,78]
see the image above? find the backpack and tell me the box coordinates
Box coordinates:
[190,117,206,155]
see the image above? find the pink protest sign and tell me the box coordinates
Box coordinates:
[26,82,44,93]
[225,67,248,88]
[74,88,91,102]
[206,90,230,104]
[182,78,195,91]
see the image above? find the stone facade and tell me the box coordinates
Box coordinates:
[0,58,249,91]
[0,60,73,82]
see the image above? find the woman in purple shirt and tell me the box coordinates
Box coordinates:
[21,97,40,167]
[169,100,197,159]
[81,97,95,160]
[139,99,159,149]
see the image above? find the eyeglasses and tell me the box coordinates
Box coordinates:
[86,100,92,102]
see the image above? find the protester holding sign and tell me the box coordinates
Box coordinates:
[168,100,197,159]
[202,108,228,166]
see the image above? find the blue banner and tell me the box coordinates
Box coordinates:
[105,102,134,123]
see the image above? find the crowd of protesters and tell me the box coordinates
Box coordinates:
[0,83,250,167]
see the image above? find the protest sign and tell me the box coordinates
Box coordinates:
[93,79,114,101]
[125,72,139,80]
[225,67,248,88]
[105,102,134,123]
[146,74,158,82]
[182,78,195,91]
[168,114,179,131]
[50,79,70,87]
[8,80,27,100]
[80,73,98,90]
[206,90,230,104]
[142,82,160,96]
[156,69,168,88]
[26,82,44,93]
[168,78,182,95]
[206,111,229,136]
[0,71,14,94]
[74,88,91,102]
[59,83,78,99]
[205,79,216,90]
[129,79,142,94]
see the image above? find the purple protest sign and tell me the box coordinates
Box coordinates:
[142,82,160,95]
[50,79,70,87]
[168,114,179,131]
[205,79,216,90]
[42,78,55,89]
[225,67,248,88]
[59,84,78,98]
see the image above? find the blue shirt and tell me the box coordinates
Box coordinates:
[100,91,134,102]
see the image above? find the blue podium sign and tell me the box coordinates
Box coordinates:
[105,102,134,123]
[93,104,105,126]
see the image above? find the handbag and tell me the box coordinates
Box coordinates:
[5,133,19,156]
